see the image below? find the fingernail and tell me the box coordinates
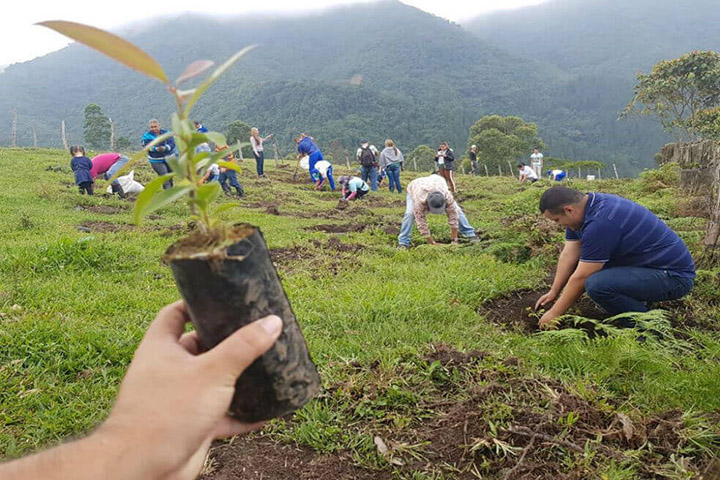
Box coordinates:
[260,315,282,336]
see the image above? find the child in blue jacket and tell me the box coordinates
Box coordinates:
[70,146,93,195]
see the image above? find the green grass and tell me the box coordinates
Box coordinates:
[0,148,718,475]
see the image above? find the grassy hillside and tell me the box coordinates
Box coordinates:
[0,148,718,477]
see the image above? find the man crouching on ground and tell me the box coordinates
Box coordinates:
[536,186,695,329]
[398,173,478,248]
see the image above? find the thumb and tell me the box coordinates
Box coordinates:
[204,315,282,378]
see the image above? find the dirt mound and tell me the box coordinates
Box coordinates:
[76,220,132,233]
[269,246,316,266]
[424,342,488,366]
[307,223,367,234]
[266,205,281,215]
[199,435,383,480]
[202,347,717,479]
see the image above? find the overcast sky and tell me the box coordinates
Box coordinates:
[0,0,548,66]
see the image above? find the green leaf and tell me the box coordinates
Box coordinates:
[205,132,227,146]
[217,161,241,172]
[214,203,242,215]
[133,174,175,224]
[134,183,192,224]
[183,45,257,116]
[176,60,214,85]
[37,21,169,84]
[196,182,221,205]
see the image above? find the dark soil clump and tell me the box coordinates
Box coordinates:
[307,223,367,234]
[266,205,281,215]
[311,237,364,253]
[76,205,128,214]
[424,342,488,366]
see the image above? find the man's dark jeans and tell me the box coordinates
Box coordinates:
[361,165,378,191]
[585,266,694,326]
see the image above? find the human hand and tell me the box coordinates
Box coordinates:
[96,301,282,480]
[538,309,560,330]
[535,290,558,311]
[157,146,165,153]
[427,237,437,245]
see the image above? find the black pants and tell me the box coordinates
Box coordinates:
[78,182,93,195]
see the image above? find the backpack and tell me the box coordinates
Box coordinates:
[359,146,375,167]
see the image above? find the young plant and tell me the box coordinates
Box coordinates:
[38,20,252,232]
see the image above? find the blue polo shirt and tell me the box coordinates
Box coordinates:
[566,193,695,279]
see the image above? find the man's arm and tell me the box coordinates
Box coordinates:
[536,240,581,310]
[0,302,281,480]
[538,260,605,329]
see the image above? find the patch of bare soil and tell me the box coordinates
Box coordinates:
[269,246,316,266]
[306,223,367,234]
[480,290,606,333]
[202,346,717,479]
[266,205,281,215]
[311,237,364,254]
[200,435,384,480]
[76,220,133,233]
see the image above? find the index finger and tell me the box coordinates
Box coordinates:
[534,296,545,310]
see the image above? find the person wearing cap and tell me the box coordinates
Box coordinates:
[398,174,478,247]
[517,162,538,184]
[535,186,695,329]
[339,176,370,201]
[469,145,478,175]
[356,140,380,191]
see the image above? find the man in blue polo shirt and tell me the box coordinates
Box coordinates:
[141,118,176,189]
[535,186,695,329]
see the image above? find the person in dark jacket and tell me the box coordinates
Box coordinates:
[141,119,176,189]
[70,145,94,195]
[435,142,456,192]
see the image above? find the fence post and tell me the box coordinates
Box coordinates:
[484,164,489,177]
[613,163,619,179]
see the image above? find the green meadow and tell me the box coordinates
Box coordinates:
[0,148,718,478]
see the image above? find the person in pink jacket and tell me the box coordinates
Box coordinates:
[91,153,130,197]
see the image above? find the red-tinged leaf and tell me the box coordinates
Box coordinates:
[37,20,169,84]
[176,60,215,85]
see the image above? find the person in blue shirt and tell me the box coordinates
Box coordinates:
[536,186,695,329]
[295,133,324,182]
[141,119,176,189]
[193,121,211,154]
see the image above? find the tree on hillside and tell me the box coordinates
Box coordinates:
[225,120,252,158]
[623,50,720,140]
[467,115,544,170]
[407,145,436,172]
[115,136,132,152]
[83,103,111,149]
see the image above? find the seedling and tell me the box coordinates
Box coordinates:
[39,20,320,422]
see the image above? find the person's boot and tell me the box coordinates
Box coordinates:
[235,186,245,198]
[221,183,232,197]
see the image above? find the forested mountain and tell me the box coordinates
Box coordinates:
[0,0,715,175]
[464,0,720,173]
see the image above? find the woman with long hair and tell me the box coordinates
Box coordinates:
[250,127,273,178]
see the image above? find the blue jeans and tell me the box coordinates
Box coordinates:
[361,165,378,191]
[104,156,129,186]
[254,151,265,176]
[585,267,694,321]
[308,151,323,182]
[398,195,476,246]
[219,170,244,196]
[311,166,336,191]
[386,163,401,193]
